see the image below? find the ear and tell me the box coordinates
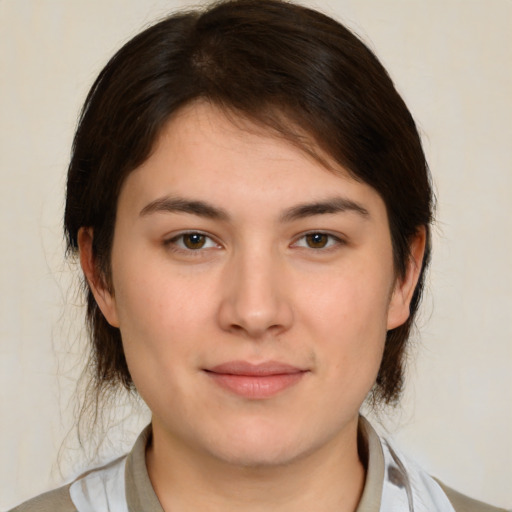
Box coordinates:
[387,227,427,330]
[78,227,120,328]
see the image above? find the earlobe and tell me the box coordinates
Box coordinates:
[387,227,427,330]
[78,228,120,328]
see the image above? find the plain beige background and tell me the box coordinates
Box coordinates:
[1,0,511,509]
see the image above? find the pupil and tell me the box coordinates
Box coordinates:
[185,234,205,249]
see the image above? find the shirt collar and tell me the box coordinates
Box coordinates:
[124,417,385,512]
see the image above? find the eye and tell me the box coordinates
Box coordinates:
[167,232,219,251]
[293,232,343,250]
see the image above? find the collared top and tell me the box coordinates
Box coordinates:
[9,418,507,512]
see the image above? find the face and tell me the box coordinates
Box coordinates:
[83,102,421,468]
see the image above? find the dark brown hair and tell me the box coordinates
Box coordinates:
[65,0,433,409]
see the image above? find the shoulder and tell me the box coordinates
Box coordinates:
[361,418,507,512]
[436,480,509,512]
[7,427,153,512]
[7,484,76,512]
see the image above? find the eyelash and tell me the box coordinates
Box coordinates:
[292,232,345,251]
[164,231,221,254]
[164,231,345,253]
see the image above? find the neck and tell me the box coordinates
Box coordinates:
[146,418,366,512]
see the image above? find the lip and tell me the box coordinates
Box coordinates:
[204,361,307,399]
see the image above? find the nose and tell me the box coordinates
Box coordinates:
[217,248,294,339]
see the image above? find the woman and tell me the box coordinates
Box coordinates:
[9,1,507,511]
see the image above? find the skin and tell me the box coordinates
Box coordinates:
[79,102,425,512]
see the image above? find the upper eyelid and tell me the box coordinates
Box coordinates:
[289,232,347,252]
[164,230,221,249]
[162,229,346,247]
[292,230,346,242]
[166,229,216,240]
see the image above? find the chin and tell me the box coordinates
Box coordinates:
[212,443,304,469]
[204,421,321,469]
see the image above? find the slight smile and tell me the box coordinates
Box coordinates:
[204,361,309,399]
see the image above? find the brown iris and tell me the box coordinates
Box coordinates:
[183,233,206,249]
[305,233,329,248]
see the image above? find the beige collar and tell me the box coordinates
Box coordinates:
[124,417,385,512]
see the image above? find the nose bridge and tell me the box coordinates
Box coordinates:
[217,240,293,338]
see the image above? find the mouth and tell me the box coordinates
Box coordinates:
[203,361,308,399]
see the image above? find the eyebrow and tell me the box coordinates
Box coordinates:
[280,197,370,222]
[139,195,369,222]
[139,196,229,220]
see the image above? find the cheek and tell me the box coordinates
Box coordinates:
[114,278,205,352]
[112,241,209,326]
[300,259,392,334]
[111,271,205,412]
[298,261,390,383]
[110,255,182,360]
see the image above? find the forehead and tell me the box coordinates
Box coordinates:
[118,101,388,224]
